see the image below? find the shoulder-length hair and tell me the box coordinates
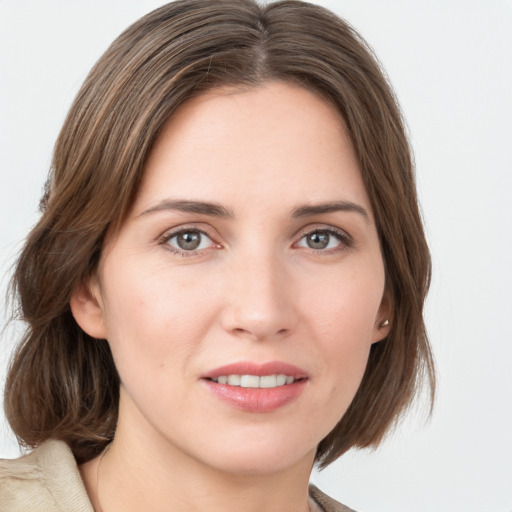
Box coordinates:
[4,0,434,468]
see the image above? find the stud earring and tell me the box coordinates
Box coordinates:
[379,319,390,328]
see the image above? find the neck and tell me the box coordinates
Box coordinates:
[80,406,316,512]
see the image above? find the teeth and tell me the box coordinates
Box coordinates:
[259,375,277,388]
[212,374,297,388]
[240,375,259,388]
[276,374,287,386]
[227,375,241,386]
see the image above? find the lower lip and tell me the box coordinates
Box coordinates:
[202,379,307,413]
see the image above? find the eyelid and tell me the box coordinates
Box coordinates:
[294,224,354,252]
[158,224,221,256]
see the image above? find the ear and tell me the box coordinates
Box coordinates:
[371,288,393,343]
[70,275,108,339]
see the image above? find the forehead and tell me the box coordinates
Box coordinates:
[133,81,371,217]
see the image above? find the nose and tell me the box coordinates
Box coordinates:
[220,250,298,342]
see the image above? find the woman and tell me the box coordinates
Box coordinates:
[0,1,434,511]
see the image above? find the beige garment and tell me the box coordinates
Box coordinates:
[0,440,93,512]
[0,440,355,512]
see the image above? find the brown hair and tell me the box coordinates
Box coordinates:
[4,0,434,468]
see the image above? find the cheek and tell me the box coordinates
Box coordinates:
[303,260,384,399]
[99,261,222,381]
[307,261,384,342]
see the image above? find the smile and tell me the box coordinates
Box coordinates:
[209,374,297,388]
[202,361,308,412]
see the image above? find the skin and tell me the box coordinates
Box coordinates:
[73,82,390,512]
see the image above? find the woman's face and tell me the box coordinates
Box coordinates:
[74,82,389,475]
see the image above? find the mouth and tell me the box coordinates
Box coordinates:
[201,361,308,412]
[207,374,300,388]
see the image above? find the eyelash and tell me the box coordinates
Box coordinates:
[296,227,353,255]
[159,225,353,257]
[159,226,216,257]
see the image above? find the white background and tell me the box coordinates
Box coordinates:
[1,1,511,511]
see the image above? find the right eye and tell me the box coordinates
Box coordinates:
[164,229,214,253]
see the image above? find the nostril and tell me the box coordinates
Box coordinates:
[229,326,290,342]
[220,295,298,341]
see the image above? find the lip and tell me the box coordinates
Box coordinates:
[201,361,308,380]
[201,361,308,413]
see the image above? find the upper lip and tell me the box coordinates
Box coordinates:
[202,361,308,380]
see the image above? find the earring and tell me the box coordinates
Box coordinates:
[379,319,390,328]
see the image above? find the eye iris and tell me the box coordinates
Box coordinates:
[307,232,329,249]
[177,232,201,250]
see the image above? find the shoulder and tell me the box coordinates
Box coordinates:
[309,484,358,512]
[0,439,93,512]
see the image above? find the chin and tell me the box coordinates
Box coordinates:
[188,431,317,476]
[209,449,314,476]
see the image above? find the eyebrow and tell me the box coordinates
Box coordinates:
[139,198,369,222]
[291,201,370,222]
[139,199,233,218]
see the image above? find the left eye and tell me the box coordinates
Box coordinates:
[297,230,343,250]
[166,230,213,251]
